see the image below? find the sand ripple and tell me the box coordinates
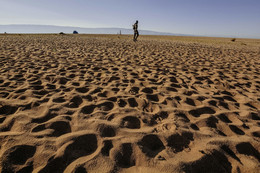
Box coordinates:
[0,35,259,172]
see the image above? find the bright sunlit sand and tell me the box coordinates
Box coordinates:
[0,34,259,172]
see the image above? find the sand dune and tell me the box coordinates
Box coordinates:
[0,34,259,172]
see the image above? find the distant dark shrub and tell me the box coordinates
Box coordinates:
[73,30,78,34]
[59,32,65,35]
[231,38,236,42]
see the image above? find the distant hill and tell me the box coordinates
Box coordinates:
[0,24,190,36]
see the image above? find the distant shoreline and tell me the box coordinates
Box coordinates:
[1,33,260,40]
[1,24,259,39]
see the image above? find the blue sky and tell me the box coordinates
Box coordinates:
[0,0,260,38]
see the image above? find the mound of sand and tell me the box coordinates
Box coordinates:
[0,35,259,172]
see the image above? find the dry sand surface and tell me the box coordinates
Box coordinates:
[0,34,260,173]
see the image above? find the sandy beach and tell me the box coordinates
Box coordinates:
[0,34,259,172]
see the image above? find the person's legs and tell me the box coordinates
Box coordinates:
[136,31,139,41]
[133,31,139,41]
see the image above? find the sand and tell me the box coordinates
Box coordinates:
[0,34,259,173]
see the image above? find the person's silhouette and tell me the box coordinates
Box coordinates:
[133,20,139,42]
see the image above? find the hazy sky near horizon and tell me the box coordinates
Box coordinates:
[0,0,260,38]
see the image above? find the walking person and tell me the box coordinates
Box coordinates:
[133,20,139,42]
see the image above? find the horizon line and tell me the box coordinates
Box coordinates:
[1,24,260,39]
